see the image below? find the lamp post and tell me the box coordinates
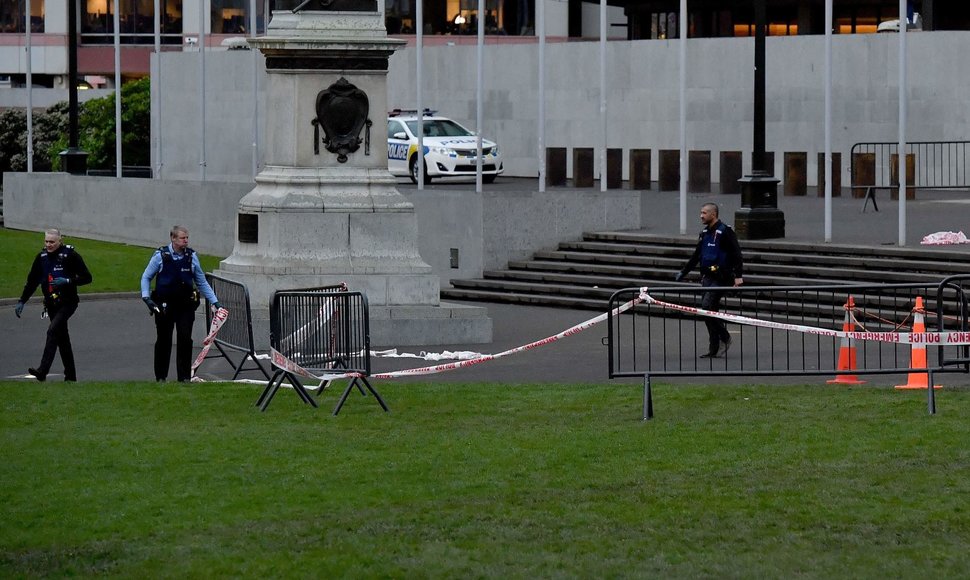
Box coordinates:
[734,0,784,239]
[59,0,88,174]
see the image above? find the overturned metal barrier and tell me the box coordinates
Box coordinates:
[257,289,388,415]
[200,274,269,380]
[608,279,970,420]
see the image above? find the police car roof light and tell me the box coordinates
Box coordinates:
[389,108,438,117]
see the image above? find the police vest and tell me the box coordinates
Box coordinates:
[152,246,198,305]
[699,225,730,270]
[41,245,77,303]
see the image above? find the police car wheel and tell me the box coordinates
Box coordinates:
[483,174,496,184]
[410,156,433,185]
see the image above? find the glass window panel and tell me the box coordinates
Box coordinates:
[0,0,45,32]
[212,0,248,33]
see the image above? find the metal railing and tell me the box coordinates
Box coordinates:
[257,289,388,415]
[850,140,970,191]
[607,279,970,419]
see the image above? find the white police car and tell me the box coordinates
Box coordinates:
[387,109,503,184]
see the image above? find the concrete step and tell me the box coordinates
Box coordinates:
[443,230,970,312]
[517,253,943,284]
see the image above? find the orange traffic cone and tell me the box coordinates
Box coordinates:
[828,295,866,385]
[895,296,942,390]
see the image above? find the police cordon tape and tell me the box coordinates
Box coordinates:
[190,307,230,381]
[269,290,648,381]
[641,291,970,345]
[267,287,970,383]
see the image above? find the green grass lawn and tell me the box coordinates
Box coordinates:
[2,381,969,577]
[0,228,224,299]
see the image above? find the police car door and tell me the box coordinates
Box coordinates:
[387,119,411,176]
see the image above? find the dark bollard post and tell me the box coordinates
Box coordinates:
[573,148,594,187]
[719,151,742,194]
[890,153,916,200]
[658,149,680,191]
[606,148,623,189]
[817,152,842,197]
[851,152,875,199]
[630,149,651,190]
[784,152,807,196]
[688,150,711,193]
[546,147,567,186]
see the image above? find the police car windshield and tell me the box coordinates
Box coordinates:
[405,120,473,138]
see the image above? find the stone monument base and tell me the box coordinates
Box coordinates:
[213,269,493,350]
[241,302,492,351]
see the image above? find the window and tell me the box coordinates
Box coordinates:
[212,0,246,34]
[81,0,183,44]
[387,120,406,139]
[386,0,531,36]
[0,0,44,33]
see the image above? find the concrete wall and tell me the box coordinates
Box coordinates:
[4,173,639,285]
[155,31,970,185]
[405,188,640,285]
[151,50,264,183]
[3,173,250,255]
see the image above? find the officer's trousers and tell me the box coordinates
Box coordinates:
[701,276,731,355]
[153,305,196,381]
[38,302,78,380]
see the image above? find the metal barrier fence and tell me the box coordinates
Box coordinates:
[257,289,388,415]
[850,141,970,207]
[202,273,269,380]
[608,280,970,420]
[200,279,349,380]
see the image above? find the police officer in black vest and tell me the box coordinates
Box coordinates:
[676,203,744,358]
[140,226,221,382]
[15,229,93,381]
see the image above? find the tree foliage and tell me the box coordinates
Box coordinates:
[1,79,150,178]
[46,77,152,171]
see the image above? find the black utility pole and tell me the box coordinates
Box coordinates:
[59,0,88,174]
[734,0,784,239]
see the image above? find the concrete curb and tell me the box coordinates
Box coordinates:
[0,292,140,307]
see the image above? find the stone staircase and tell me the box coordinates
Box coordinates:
[442,231,970,310]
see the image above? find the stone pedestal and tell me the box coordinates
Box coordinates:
[217,7,491,348]
[735,170,785,240]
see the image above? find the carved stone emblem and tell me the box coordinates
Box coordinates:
[312,78,370,163]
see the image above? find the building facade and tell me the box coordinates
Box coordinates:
[1,0,965,91]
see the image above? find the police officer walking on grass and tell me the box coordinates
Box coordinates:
[675,203,744,359]
[140,226,221,382]
[15,228,93,381]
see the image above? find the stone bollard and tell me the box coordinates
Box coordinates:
[890,153,916,200]
[573,148,595,188]
[719,151,742,194]
[546,147,567,186]
[783,152,807,196]
[688,150,711,193]
[659,149,680,191]
[851,152,875,199]
[817,152,842,197]
[630,149,651,190]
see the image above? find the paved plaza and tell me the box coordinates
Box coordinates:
[2,180,969,387]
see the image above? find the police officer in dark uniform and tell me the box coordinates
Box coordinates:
[140,225,221,382]
[15,229,93,381]
[675,203,744,358]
